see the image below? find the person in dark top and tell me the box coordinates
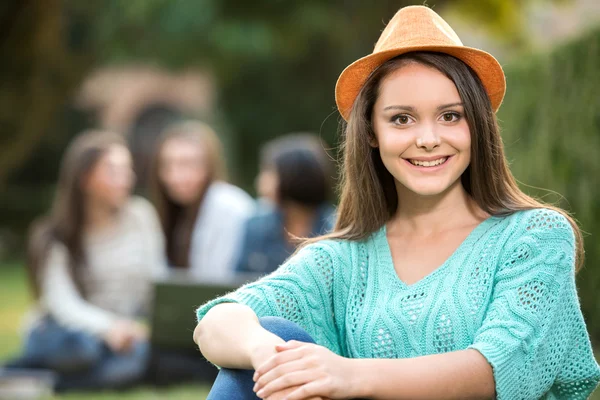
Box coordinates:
[236,133,335,275]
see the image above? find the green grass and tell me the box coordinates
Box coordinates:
[0,263,210,399]
[1,263,599,399]
[0,263,27,362]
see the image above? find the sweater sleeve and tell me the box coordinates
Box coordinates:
[468,209,600,399]
[196,242,342,355]
[40,243,118,336]
[189,183,254,282]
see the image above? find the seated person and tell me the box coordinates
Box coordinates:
[149,120,254,282]
[5,131,166,392]
[236,133,336,275]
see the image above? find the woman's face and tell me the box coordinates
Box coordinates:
[371,63,471,198]
[158,137,209,206]
[83,144,134,209]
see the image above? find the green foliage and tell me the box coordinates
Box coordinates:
[498,27,600,342]
[0,1,96,185]
[88,0,544,189]
[0,1,558,223]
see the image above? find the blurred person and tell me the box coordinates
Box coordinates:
[149,120,254,282]
[129,103,183,193]
[5,131,166,392]
[236,134,335,275]
[193,6,600,400]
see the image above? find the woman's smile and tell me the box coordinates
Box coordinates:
[404,155,453,171]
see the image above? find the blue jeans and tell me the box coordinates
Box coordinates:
[5,317,149,392]
[207,317,316,400]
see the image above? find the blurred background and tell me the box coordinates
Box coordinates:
[0,0,599,398]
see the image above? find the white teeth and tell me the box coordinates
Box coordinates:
[409,157,448,167]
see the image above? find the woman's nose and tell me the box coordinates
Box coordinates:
[416,128,441,151]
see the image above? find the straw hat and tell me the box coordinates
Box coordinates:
[335,5,506,121]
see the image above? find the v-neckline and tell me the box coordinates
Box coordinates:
[375,216,498,289]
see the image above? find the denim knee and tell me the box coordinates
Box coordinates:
[206,318,316,400]
[258,317,315,344]
[99,340,150,388]
[21,318,102,372]
[51,333,102,372]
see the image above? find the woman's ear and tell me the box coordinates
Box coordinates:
[368,133,379,148]
[367,119,379,148]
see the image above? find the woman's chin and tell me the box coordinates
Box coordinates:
[400,181,456,197]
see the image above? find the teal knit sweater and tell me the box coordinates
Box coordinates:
[197,208,600,398]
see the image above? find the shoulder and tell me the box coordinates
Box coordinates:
[496,208,576,270]
[122,196,163,234]
[47,240,68,258]
[244,207,280,232]
[41,240,70,273]
[502,208,575,244]
[291,237,355,270]
[125,196,158,220]
[204,181,255,215]
[316,204,337,231]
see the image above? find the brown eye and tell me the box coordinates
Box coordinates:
[441,112,460,122]
[392,114,412,125]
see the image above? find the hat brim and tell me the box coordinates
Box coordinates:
[335,45,506,121]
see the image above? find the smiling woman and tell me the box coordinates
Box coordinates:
[193,5,600,400]
[372,61,471,198]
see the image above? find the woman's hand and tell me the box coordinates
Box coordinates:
[252,340,355,400]
[103,320,147,353]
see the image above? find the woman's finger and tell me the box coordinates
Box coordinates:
[275,340,305,352]
[254,358,310,392]
[256,370,315,399]
[254,345,307,378]
[283,380,325,400]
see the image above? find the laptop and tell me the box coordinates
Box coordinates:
[149,270,265,352]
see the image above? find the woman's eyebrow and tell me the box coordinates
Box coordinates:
[436,102,464,111]
[382,105,416,112]
[382,103,464,112]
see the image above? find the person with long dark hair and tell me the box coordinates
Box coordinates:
[193,6,599,399]
[149,120,254,281]
[6,131,166,391]
[236,134,335,276]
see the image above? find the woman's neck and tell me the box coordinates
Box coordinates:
[389,180,487,236]
[283,203,318,240]
[85,200,120,232]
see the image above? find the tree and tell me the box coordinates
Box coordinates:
[0,0,98,185]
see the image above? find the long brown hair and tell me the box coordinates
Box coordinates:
[149,120,227,267]
[27,131,128,298]
[313,52,584,270]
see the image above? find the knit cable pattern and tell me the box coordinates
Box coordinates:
[197,208,600,398]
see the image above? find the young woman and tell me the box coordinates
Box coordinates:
[236,134,335,276]
[150,120,254,282]
[193,6,600,400]
[7,131,166,391]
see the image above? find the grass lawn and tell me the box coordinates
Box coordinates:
[1,262,599,399]
[0,263,210,400]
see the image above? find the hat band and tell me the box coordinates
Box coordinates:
[375,37,462,52]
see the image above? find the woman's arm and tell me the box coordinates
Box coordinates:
[41,243,119,336]
[256,210,600,400]
[193,303,285,369]
[253,342,493,400]
[350,349,494,399]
